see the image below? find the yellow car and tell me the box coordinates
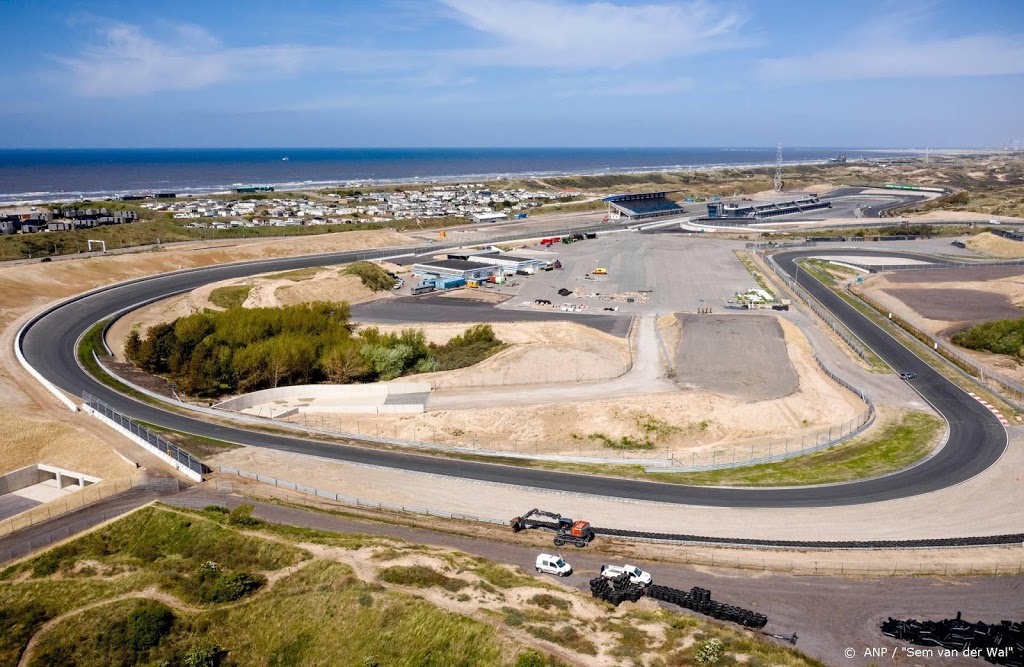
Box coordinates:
[593,267,607,275]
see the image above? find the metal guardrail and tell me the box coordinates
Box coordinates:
[82,392,207,475]
[849,284,1024,412]
[760,251,870,360]
[651,354,874,472]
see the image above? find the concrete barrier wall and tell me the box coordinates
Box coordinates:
[0,465,42,495]
[0,464,101,495]
[83,405,203,483]
[214,382,431,412]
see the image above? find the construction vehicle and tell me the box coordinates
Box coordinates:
[511,509,595,548]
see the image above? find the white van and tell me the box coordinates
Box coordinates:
[535,553,572,577]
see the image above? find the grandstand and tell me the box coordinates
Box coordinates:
[604,192,685,221]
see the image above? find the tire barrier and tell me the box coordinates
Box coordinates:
[647,585,768,630]
[881,613,1023,666]
[589,575,645,606]
[592,526,1024,550]
[588,577,768,631]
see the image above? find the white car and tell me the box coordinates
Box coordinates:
[535,553,572,577]
[600,564,652,586]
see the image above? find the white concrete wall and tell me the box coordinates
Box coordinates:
[215,382,430,413]
[83,405,203,483]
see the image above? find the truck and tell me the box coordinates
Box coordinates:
[515,213,528,219]
[599,564,652,587]
[511,508,595,548]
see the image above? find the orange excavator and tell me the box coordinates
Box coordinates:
[511,508,595,548]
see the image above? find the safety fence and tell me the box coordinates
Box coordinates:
[649,353,874,472]
[848,283,1024,413]
[759,252,870,361]
[214,467,1024,560]
[216,466,508,526]
[0,475,178,542]
[82,391,208,477]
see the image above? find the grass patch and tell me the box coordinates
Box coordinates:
[649,411,943,486]
[735,250,775,298]
[473,562,536,589]
[5,506,304,604]
[342,261,396,291]
[588,433,655,450]
[134,420,241,458]
[377,564,469,592]
[207,285,252,309]
[525,624,598,656]
[529,593,571,612]
[264,266,323,282]
[28,561,514,667]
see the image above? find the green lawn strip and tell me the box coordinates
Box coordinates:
[261,266,324,282]
[790,260,890,373]
[207,285,252,309]
[646,411,943,487]
[734,250,775,297]
[838,284,1019,415]
[132,420,241,459]
[76,319,160,404]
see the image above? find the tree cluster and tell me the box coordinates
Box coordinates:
[125,302,505,397]
[951,317,1024,358]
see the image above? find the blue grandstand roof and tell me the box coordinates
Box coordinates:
[603,191,678,202]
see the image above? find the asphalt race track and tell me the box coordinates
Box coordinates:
[19,244,1008,509]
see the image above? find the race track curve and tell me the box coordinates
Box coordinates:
[18,245,1008,509]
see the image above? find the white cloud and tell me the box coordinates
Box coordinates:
[440,0,745,68]
[55,23,300,95]
[54,21,414,96]
[759,31,1024,83]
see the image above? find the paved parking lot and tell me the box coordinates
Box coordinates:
[502,233,758,315]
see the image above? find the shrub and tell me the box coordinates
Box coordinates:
[952,317,1024,358]
[227,504,262,528]
[126,602,175,652]
[208,571,266,602]
[182,642,222,667]
[343,261,396,291]
[695,638,725,665]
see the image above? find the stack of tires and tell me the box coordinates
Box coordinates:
[589,575,645,607]
[881,614,1023,666]
[646,585,768,630]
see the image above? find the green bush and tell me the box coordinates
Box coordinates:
[343,261,396,291]
[126,602,175,652]
[182,642,222,667]
[952,317,1024,357]
[125,303,504,396]
[227,504,262,528]
[208,572,266,603]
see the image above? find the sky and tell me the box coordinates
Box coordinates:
[1,0,1023,148]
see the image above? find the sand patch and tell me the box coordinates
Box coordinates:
[966,231,1024,258]
[287,316,863,455]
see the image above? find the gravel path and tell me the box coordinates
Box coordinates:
[427,315,674,410]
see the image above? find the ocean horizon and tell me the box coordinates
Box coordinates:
[0,147,922,205]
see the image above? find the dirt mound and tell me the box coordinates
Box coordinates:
[966,231,1024,258]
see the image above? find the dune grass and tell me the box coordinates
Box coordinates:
[29,561,514,667]
[207,285,252,309]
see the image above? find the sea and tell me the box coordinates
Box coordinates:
[0,147,918,205]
